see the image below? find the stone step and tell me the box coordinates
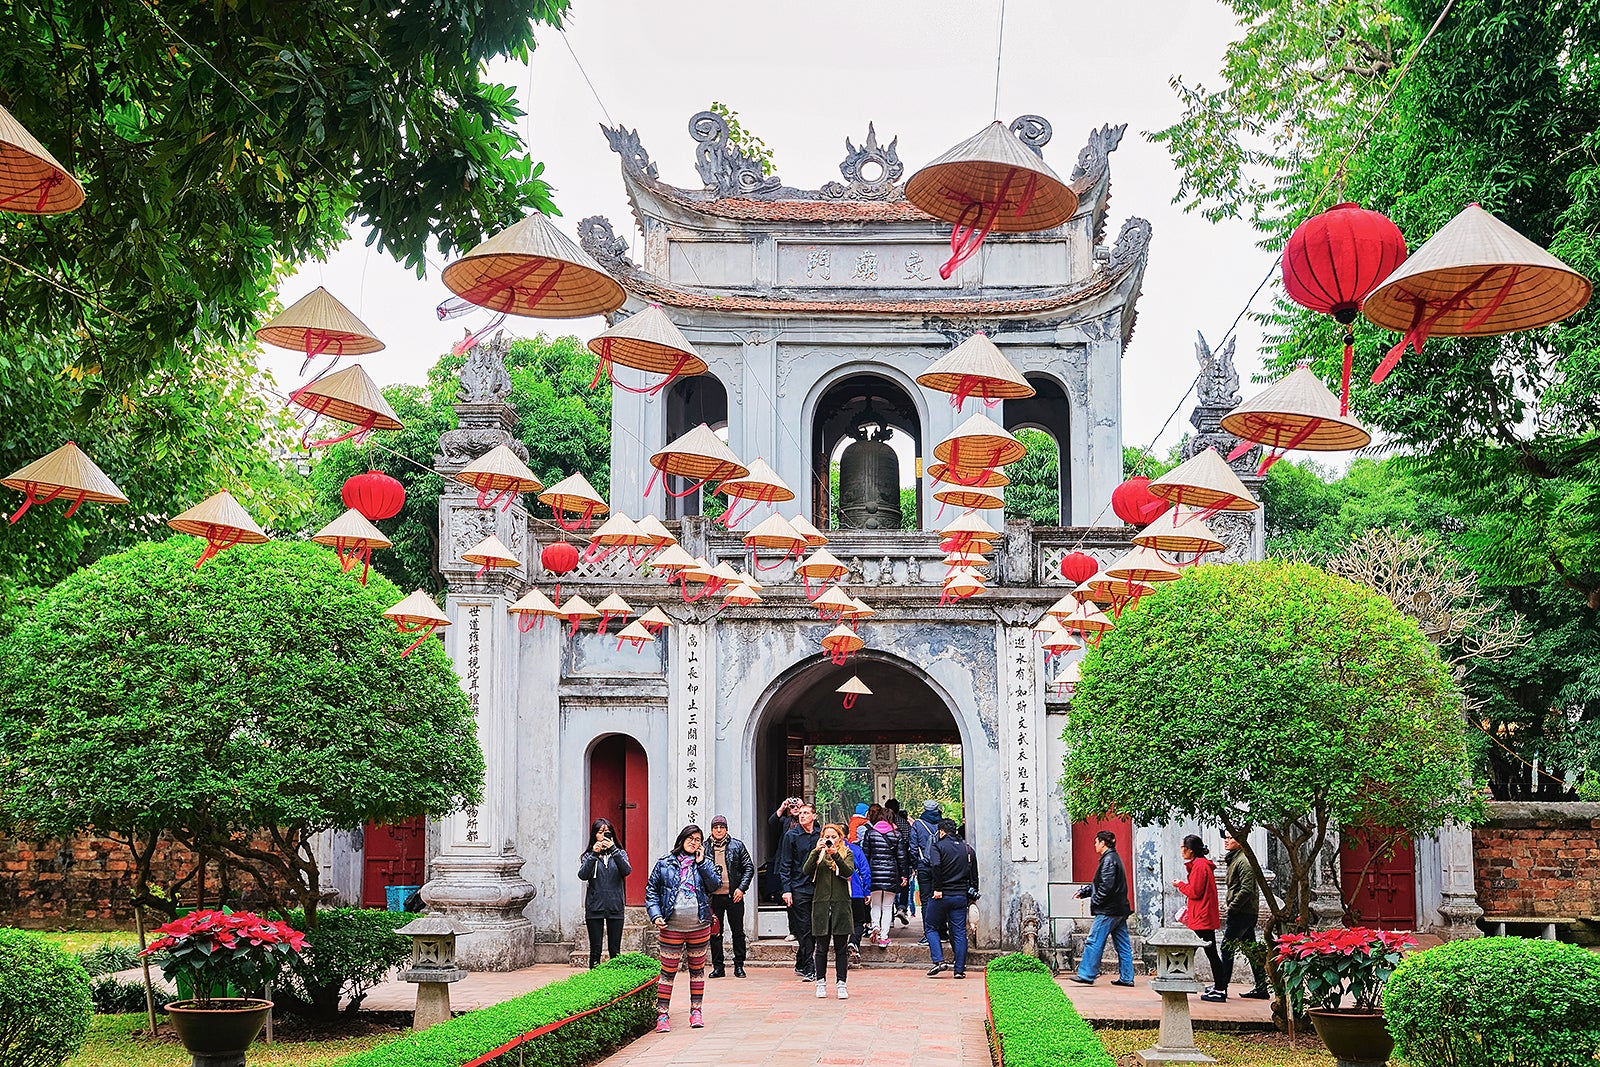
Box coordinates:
[569,935,1005,970]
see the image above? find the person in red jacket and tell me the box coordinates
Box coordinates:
[1171,833,1225,994]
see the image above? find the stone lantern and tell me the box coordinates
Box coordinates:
[396,915,471,1030]
[1135,926,1216,1064]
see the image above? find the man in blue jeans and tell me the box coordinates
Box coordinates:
[924,819,977,978]
[1070,829,1136,986]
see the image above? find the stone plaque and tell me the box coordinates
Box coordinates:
[776,242,960,288]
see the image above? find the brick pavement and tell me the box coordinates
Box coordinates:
[1055,975,1274,1029]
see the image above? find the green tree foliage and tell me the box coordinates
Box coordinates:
[309,334,611,592]
[0,928,93,1067]
[1062,560,1480,934]
[1006,428,1060,525]
[0,539,483,929]
[708,103,776,177]
[1152,0,1600,606]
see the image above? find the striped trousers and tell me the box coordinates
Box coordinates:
[656,923,711,1012]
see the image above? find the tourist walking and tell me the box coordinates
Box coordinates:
[846,831,871,961]
[578,818,631,968]
[885,798,914,923]
[1070,830,1135,986]
[910,800,942,943]
[803,822,857,999]
[862,810,905,946]
[644,824,721,1032]
[777,801,822,980]
[923,819,977,978]
[706,815,753,979]
[1205,828,1269,1002]
[1172,834,1225,990]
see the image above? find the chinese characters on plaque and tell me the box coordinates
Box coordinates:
[461,605,482,845]
[676,627,706,826]
[783,243,960,289]
[1003,629,1040,861]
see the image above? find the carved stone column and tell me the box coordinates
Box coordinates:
[1309,834,1346,931]
[1435,821,1485,939]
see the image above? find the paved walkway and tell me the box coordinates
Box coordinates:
[1056,976,1274,1028]
[361,964,580,1011]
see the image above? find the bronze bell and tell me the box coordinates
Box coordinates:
[839,423,902,530]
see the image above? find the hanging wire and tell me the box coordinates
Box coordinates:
[992,0,1008,122]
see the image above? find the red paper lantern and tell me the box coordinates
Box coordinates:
[1059,550,1098,585]
[1282,202,1407,414]
[341,470,405,522]
[542,540,580,576]
[1110,477,1169,526]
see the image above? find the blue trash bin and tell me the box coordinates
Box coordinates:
[385,885,421,912]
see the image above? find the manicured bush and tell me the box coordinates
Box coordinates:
[1383,937,1600,1067]
[332,953,660,1067]
[89,976,172,1015]
[273,908,414,1018]
[74,943,140,978]
[985,952,1113,1067]
[0,928,94,1067]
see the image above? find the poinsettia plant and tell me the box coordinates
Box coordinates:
[1274,927,1415,1012]
[142,910,306,1007]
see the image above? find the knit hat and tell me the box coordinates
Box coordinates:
[710,814,728,828]
[854,803,869,816]
[923,800,942,814]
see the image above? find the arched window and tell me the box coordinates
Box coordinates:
[810,374,921,530]
[1004,375,1070,524]
[664,374,728,519]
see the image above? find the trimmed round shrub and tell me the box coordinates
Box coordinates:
[0,928,94,1067]
[1384,936,1600,1067]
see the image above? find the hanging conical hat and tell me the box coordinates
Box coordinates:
[719,457,795,503]
[385,589,450,626]
[1033,614,1065,637]
[539,473,609,518]
[722,583,762,606]
[736,569,764,591]
[940,510,998,538]
[457,445,545,495]
[927,461,1010,489]
[942,551,988,567]
[256,287,384,356]
[1130,508,1226,556]
[595,593,633,616]
[917,333,1035,401]
[1058,659,1083,685]
[1045,594,1081,621]
[945,538,993,556]
[462,534,520,570]
[1042,631,1082,654]
[820,625,864,653]
[842,597,876,620]
[442,212,625,319]
[558,595,601,620]
[1063,601,1114,633]
[1105,545,1184,583]
[635,514,675,546]
[934,413,1026,469]
[743,513,807,551]
[650,544,695,573]
[289,365,403,432]
[640,606,674,629]
[1084,570,1151,602]
[650,424,749,484]
[905,121,1077,233]
[1219,366,1370,452]
[789,514,828,547]
[1147,448,1259,512]
[837,676,873,697]
[814,585,856,614]
[679,557,715,583]
[710,561,744,584]
[933,482,1005,510]
[507,588,561,617]
[589,513,652,547]
[943,568,986,596]
[3,442,127,506]
[615,620,657,645]
[943,565,987,586]
[796,548,848,580]
[587,303,708,376]
[0,103,84,214]
[312,508,392,550]
[168,490,269,543]
[1363,203,1593,338]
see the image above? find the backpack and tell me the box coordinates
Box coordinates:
[911,818,938,869]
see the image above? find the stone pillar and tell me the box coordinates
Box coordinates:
[1435,821,1485,939]
[1309,833,1345,931]
[870,745,897,804]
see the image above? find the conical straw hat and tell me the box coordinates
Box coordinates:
[256,287,383,356]
[821,625,864,652]
[719,457,795,503]
[650,424,749,484]
[906,121,1077,233]
[595,593,633,615]
[539,473,609,517]
[634,514,675,546]
[590,513,651,546]
[651,544,696,572]
[0,103,84,214]
[1046,594,1081,620]
[933,413,1026,468]
[933,483,1005,510]
[615,620,657,644]
[3,442,127,505]
[943,551,988,567]
[927,461,1010,488]
[1219,366,1370,452]
[940,510,998,538]
[588,303,709,376]
[796,548,848,580]
[789,514,828,547]
[559,595,601,620]
[1105,545,1184,583]
[942,565,987,586]
[508,588,561,616]
[312,508,392,550]
[385,589,450,626]
[736,569,764,591]
[1064,601,1114,632]
[1033,614,1065,636]
[1058,659,1083,685]
[679,557,715,583]
[743,513,807,551]
[917,333,1035,401]
[442,212,626,319]
[462,534,520,569]
[837,676,873,697]
[168,491,269,543]
[1085,571,1152,601]
[710,561,745,584]
[943,568,986,595]
[1042,630,1082,653]
[1130,508,1226,555]
[640,606,674,629]
[289,364,403,431]
[814,585,856,613]
[457,444,545,494]
[1147,448,1259,512]
[722,583,761,606]
[844,597,875,620]
[1363,203,1593,337]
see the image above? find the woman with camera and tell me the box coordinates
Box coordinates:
[801,822,857,999]
[578,818,632,968]
[645,824,722,1032]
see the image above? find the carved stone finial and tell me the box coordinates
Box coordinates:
[601,124,658,180]
[1069,123,1128,183]
[1009,115,1053,157]
[689,110,783,198]
[1106,217,1152,275]
[457,330,514,405]
[1194,332,1242,408]
[821,123,905,201]
[577,216,633,272]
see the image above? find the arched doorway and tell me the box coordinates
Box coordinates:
[588,734,649,905]
[810,373,921,530]
[664,374,728,519]
[1004,374,1071,523]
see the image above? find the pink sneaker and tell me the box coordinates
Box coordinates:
[655,1013,671,1033]
[690,1008,705,1028]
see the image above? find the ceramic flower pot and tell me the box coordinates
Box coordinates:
[165,999,272,1063]
[1308,1007,1394,1066]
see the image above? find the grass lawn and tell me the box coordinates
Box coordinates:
[68,1014,401,1067]
[1097,1027,1335,1066]
[32,930,142,954]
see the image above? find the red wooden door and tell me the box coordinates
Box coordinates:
[361,815,427,909]
[590,735,649,906]
[1340,828,1417,928]
[1072,813,1135,908]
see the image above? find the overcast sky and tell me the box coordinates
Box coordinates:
[265,0,1276,458]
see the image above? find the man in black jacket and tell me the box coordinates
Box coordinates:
[706,815,754,978]
[777,802,821,981]
[923,819,978,978]
[1070,829,1135,986]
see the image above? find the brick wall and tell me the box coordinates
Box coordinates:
[1473,801,1600,920]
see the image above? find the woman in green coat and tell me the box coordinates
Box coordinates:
[803,822,856,999]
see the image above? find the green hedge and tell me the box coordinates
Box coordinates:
[1383,937,1600,1067]
[274,908,414,1018]
[332,953,659,1067]
[0,928,94,1067]
[985,953,1113,1067]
